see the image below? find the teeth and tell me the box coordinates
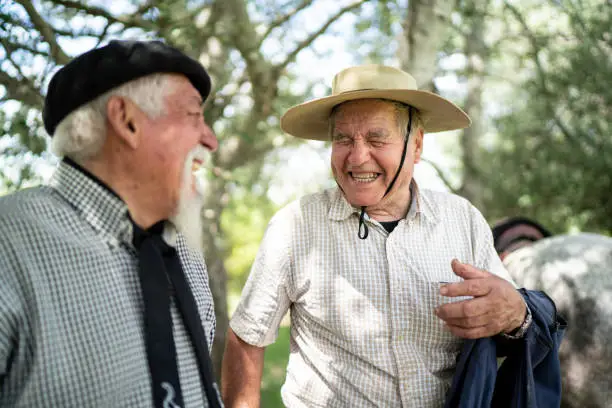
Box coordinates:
[191,162,208,195]
[351,172,378,182]
[191,161,207,182]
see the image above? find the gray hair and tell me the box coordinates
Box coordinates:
[51,73,176,162]
[329,99,423,141]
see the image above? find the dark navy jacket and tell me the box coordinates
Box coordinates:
[444,290,567,408]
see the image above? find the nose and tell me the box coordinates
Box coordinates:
[347,139,370,166]
[201,122,219,152]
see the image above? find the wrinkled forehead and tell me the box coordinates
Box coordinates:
[159,76,204,115]
[332,98,398,118]
[331,99,403,136]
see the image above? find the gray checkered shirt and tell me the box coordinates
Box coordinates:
[0,160,218,407]
[231,183,515,407]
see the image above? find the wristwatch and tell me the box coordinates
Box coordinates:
[500,303,533,339]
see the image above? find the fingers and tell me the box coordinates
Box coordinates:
[437,300,506,339]
[440,278,490,298]
[451,259,489,280]
[435,297,489,320]
[435,259,525,339]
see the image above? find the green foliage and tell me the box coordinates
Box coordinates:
[0,107,48,193]
[7,108,47,155]
[481,0,612,235]
[222,184,280,293]
[349,0,403,64]
[261,325,291,407]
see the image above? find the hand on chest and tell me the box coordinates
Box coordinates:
[293,234,472,348]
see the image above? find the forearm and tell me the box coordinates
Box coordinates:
[221,328,265,408]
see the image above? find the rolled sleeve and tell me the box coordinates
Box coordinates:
[230,209,294,347]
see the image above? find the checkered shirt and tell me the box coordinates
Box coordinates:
[230,183,515,407]
[0,160,219,407]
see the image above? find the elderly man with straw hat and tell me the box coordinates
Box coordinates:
[221,65,544,407]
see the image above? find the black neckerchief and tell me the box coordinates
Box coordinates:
[132,221,222,408]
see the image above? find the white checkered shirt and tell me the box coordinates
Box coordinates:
[0,160,219,407]
[231,183,515,407]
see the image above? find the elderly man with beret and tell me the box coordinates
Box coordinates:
[221,65,564,407]
[0,40,223,407]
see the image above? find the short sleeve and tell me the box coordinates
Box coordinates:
[469,205,518,287]
[229,208,294,347]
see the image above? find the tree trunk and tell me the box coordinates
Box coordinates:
[399,0,456,91]
[201,178,230,381]
[456,0,490,211]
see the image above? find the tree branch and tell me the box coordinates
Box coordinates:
[2,45,30,84]
[15,0,70,65]
[276,0,369,71]
[134,1,155,16]
[167,3,220,57]
[48,0,155,31]
[0,38,48,108]
[94,21,114,47]
[47,25,109,38]
[0,37,51,58]
[207,72,250,121]
[421,158,459,194]
[554,0,609,58]
[220,0,267,74]
[503,1,596,150]
[448,19,470,39]
[223,135,277,170]
[218,0,280,119]
[0,71,44,108]
[257,0,315,47]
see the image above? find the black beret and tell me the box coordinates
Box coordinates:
[491,216,552,254]
[43,39,211,136]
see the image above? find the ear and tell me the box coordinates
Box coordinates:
[413,127,424,163]
[106,96,142,150]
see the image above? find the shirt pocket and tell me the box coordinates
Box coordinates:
[406,278,467,351]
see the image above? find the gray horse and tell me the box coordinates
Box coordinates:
[492,217,612,408]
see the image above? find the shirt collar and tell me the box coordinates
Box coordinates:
[328,180,440,224]
[49,159,132,245]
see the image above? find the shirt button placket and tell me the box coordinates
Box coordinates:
[387,234,410,407]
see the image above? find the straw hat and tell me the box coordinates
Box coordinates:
[280,64,471,141]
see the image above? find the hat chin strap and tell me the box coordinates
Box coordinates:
[357,107,413,240]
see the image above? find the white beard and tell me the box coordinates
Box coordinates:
[167,146,211,254]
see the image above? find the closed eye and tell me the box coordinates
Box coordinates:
[333,135,352,145]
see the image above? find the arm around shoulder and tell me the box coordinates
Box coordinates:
[221,327,266,408]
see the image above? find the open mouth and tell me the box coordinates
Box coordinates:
[190,159,208,195]
[192,159,203,174]
[349,172,380,183]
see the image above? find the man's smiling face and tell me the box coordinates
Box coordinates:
[330,99,421,209]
